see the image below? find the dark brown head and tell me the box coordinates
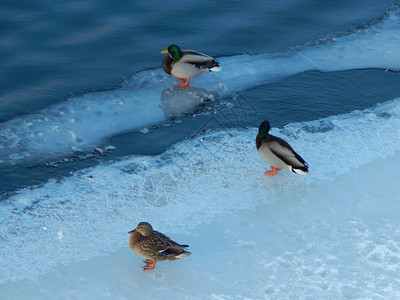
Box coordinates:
[128,222,153,236]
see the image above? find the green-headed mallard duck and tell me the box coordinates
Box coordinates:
[256,120,309,175]
[161,44,221,87]
[128,222,191,271]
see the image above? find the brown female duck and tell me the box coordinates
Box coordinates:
[128,222,191,270]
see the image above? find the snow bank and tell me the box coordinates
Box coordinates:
[1,150,399,299]
[0,98,399,288]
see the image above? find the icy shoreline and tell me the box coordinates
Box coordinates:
[1,151,399,299]
[1,97,400,288]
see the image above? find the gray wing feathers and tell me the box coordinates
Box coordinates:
[181,51,213,61]
[181,51,219,69]
[268,138,308,168]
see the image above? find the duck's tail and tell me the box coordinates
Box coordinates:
[176,251,192,259]
[291,166,309,175]
[208,60,222,72]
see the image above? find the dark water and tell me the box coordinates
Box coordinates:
[1,0,399,197]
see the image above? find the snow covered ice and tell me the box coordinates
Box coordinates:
[1,138,400,299]
[1,98,400,299]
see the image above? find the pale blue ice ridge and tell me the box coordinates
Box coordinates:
[1,9,400,165]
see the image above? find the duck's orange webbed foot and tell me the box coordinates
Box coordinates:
[177,78,190,87]
[142,259,156,271]
[264,166,280,175]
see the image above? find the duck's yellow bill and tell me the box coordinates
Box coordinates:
[161,49,168,54]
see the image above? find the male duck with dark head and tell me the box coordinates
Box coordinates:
[128,222,191,271]
[256,120,309,175]
[161,44,221,87]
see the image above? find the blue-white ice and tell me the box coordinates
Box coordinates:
[0,97,400,299]
[2,8,400,299]
[1,9,400,165]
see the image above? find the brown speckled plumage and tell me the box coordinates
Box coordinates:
[128,222,191,270]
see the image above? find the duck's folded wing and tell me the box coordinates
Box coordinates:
[268,138,308,167]
[149,231,188,254]
[181,51,219,67]
[182,50,213,60]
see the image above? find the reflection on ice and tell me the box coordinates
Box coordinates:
[159,86,218,119]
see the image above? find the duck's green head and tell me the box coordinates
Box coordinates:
[258,120,271,139]
[161,44,182,60]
